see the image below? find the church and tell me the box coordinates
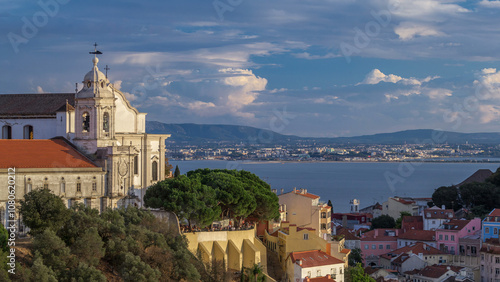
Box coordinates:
[0,49,170,228]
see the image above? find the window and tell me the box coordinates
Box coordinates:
[372,244,376,249]
[439,234,443,240]
[23,125,33,139]
[445,235,448,241]
[495,228,498,235]
[103,112,109,132]
[496,268,500,275]
[134,156,138,174]
[92,182,97,192]
[307,271,311,278]
[321,223,327,230]
[321,212,326,218]
[451,235,455,241]
[76,183,81,192]
[82,112,90,132]
[379,244,383,249]
[386,244,391,249]
[60,182,65,194]
[2,125,12,139]
[364,245,369,249]
[471,246,477,255]
[303,234,309,240]
[26,183,32,193]
[152,161,158,181]
[316,270,321,277]
[486,227,490,234]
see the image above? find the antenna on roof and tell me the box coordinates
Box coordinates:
[75,83,78,94]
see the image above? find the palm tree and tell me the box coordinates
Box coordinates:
[244,263,264,282]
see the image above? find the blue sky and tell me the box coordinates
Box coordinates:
[2,0,500,137]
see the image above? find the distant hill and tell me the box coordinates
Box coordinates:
[146,121,303,144]
[146,121,500,145]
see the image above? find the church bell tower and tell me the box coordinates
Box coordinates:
[73,44,117,154]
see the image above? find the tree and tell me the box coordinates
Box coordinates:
[174,165,181,178]
[348,248,363,267]
[370,214,396,229]
[395,211,412,229]
[188,169,280,221]
[30,256,58,282]
[19,188,71,235]
[32,229,72,274]
[144,176,221,228]
[165,159,173,177]
[70,227,105,266]
[431,185,461,211]
[62,263,106,282]
[0,224,8,252]
[242,263,265,282]
[327,199,333,211]
[346,263,375,282]
[459,182,500,213]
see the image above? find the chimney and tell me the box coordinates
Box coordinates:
[303,189,307,194]
[293,187,297,193]
[305,277,310,282]
[298,259,302,266]
[281,188,284,195]
[326,274,331,279]
[442,205,445,210]
[272,189,277,194]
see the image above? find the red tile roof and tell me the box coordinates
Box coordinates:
[340,248,350,254]
[413,265,460,279]
[439,219,471,231]
[399,230,436,241]
[0,138,99,168]
[424,207,454,219]
[361,229,399,242]
[288,189,320,199]
[380,242,446,260]
[289,250,344,268]
[335,226,360,241]
[393,197,415,205]
[308,276,335,282]
[297,227,316,232]
[488,209,500,217]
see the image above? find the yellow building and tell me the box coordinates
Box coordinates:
[278,188,332,240]
[184,229,268,274]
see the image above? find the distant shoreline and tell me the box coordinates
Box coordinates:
[171,159,500,164]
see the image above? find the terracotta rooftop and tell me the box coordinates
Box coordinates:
[456,169,493,187]
[424,207,455,219]
[361,229,399,242]
[289,250,344,268]
[392,197,415,205]
[399,230,436,241]
[307,276,335,282]
[0,93,75,117]
[0,138,99,169]
[283,188,320,199]
[380,242,446,260]
[335,226,360,241]
[413,265,461,279]
[439,219,471,231]
[487,209,500,217]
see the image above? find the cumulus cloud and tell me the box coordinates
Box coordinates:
[473,68,500,100]
[394,22,446,40]
[478,105,500,123]
[359,69,438,86]
[479,0,500,8]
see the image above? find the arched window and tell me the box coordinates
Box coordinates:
[134,155,139,175]
[152,161,158,181]
[103,112,109,132]
[82,112,90,132]
[23,125,33,139]
[2,125,12,139]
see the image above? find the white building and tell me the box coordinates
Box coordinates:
[0,49,170,213]
[423,206,454,231]
[286,250,344,282]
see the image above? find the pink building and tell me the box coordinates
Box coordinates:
[435,218,481,255]
[360,229,400,267]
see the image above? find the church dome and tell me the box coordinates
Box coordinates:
[77,57,114,99]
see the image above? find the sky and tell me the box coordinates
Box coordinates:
[1,0,500,138]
